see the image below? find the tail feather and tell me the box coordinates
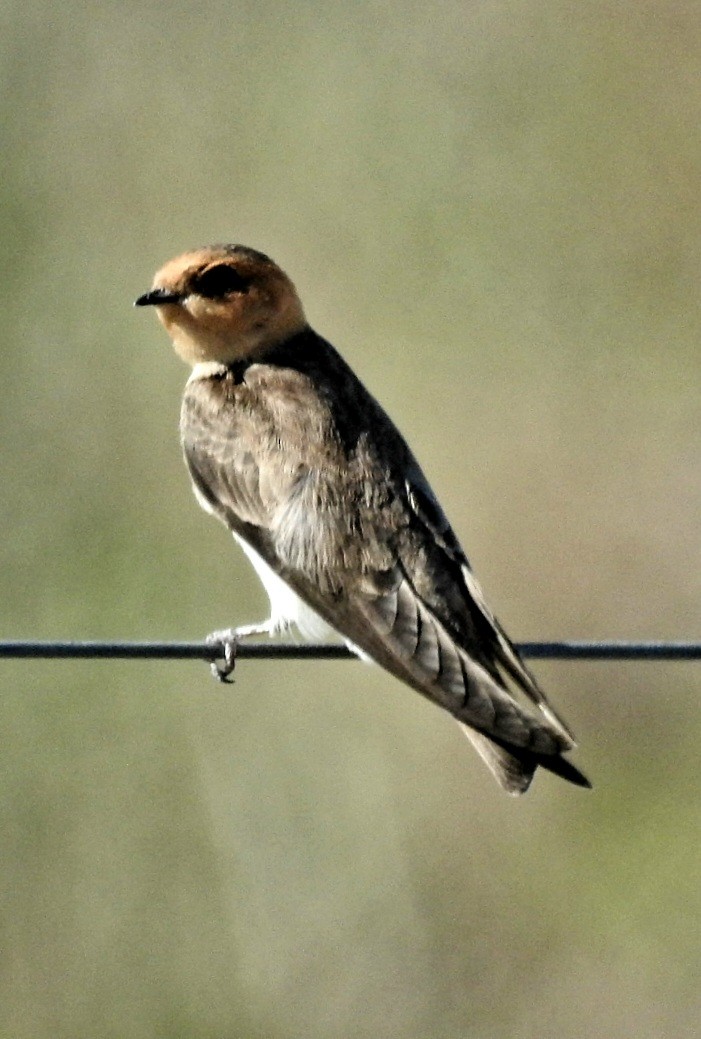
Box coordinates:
[458,724,535,795]
[457,722,592,795]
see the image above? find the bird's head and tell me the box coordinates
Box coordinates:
[135,244,306,366]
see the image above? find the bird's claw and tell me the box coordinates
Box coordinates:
[206,629,239,684]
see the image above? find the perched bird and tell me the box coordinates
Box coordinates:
[135,244,590,794]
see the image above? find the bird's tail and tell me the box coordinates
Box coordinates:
[457,722,591,795]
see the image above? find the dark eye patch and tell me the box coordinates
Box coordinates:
[195,264,250,298]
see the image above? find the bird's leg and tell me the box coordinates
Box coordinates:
[206,620,276,683]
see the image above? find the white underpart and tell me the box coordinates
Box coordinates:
[232,533,335,641]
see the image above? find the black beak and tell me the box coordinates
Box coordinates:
[134,288,183,307]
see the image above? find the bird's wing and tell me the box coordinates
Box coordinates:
[400,467,576,740]
[326,469,588,791]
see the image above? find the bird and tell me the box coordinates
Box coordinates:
[135,244,590,795]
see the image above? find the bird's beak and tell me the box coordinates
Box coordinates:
[134,288,183,307]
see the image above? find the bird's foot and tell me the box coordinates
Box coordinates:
[205,622,274,684]
[206,628,239,683]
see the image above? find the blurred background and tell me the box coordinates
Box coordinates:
[1,1,699,1036]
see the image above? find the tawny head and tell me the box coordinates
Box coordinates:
[135,244,307,366]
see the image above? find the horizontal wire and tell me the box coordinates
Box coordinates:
[0,640,699,661]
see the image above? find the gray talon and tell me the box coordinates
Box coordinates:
[206,630,238,684]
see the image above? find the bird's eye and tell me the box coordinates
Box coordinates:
[195,264,250,298]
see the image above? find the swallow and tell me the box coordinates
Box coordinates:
[135,244,590,794]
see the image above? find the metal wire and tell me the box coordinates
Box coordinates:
[0,640,699,661]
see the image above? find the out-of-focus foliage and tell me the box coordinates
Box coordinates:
[0,2,699,1036]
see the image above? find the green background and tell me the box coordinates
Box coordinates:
[1,2,699,1036]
